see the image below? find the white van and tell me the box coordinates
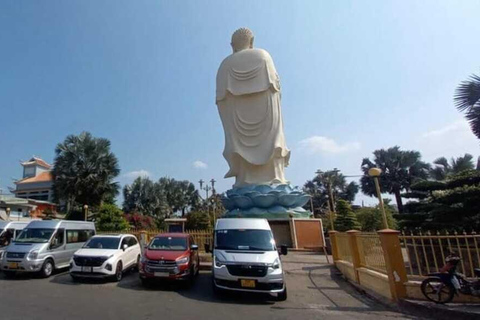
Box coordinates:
[1,220,95,278]
[0,221,30,261]
[208,218,288,301]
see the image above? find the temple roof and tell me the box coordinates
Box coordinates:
[15,171,53,185]
[21,156,51,169]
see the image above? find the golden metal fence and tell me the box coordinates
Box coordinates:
[399,231,480,279]
[357,233,387,273]
[336,233,353,263]
[97,229,213,252]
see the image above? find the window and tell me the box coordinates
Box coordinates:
[121,237,129,249]
[67,230,95,243]
[128,237,138,247]
[51,229,65,249]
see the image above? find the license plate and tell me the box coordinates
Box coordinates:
[154,272,170,277]
[240,279,256,288]
[8,262,19,269]
[81,266,93,273]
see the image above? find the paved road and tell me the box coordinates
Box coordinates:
[0,253,421,320]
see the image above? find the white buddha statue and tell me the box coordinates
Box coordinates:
[216,28,290,188]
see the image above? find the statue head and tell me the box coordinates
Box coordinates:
[231,28,254,53]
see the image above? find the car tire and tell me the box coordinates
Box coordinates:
[113,261,123,282]
[40,259,54,278]
[195,258,200,276]
[3,270,16,279]
[134,255,141,272]
[276,286,287,301]
[140,277,150,287]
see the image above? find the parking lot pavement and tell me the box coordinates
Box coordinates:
[0,253,422,320]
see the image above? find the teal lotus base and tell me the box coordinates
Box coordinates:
[221,184,312,219]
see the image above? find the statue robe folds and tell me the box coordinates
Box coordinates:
[216,48,290,187]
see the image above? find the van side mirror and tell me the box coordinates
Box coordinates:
[204,244,211,253]
[122,244,128,251]
[191,244,198,251]
[280,245,288,256]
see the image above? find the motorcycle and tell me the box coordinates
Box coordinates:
[421,253,480,304]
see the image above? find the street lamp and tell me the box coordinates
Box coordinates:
[368,168,389,229]
[83,205,89,222]
[6,207,11,221]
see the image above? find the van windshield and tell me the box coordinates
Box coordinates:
[84,237,120,250]
[15,228,55,243]
[215,229,275,251]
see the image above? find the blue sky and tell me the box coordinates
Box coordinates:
[1,1,479,205]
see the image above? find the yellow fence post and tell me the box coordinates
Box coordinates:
[329,231,339,262]
[378,229,408,301]
[347,230,361,283]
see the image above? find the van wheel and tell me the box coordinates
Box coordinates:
[40,259,54,278]
[276,286,287,301]
[113,261,123,282]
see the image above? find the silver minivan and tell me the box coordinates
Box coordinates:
[208,218,288,301]
[1,220,95,278]
[0,221,30,261]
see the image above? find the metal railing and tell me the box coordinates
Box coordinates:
[336,233,353,263]
[399,231,480,279]
[357,233,387,273]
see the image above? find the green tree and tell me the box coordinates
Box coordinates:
[355,203,397,232]
[303,169,359,216]
[360,146,430,213]
[455,73,480,139]
[334,200,361,231]
[400,170,480,231]
[186,211,211,230]
[157,177,199,216]
[429,154,475,180]
[52,132,120,212]
[95,204,129,231]
[122,177,169,218]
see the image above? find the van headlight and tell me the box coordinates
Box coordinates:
[271,258,280,269]
[214,255,226,268]
[28,250,39,260]
[176,256,189,265]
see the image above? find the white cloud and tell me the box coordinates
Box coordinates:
[193,160,208,169]
[298,136,361,154]
[422,120,470,138]
[123,169,150,179]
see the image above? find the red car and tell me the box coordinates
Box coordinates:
[139,233,200,286]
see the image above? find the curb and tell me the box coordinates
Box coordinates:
[399,299,480,320]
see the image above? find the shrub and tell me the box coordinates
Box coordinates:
[334,200,361,231]
[124,213,155,230]
[96,204,129,231]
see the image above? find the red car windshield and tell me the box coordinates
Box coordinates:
[149,237,187,251]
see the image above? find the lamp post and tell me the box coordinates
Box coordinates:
[83,205,89,222]
[368,168,389,229]
[199,179,216,227]
[6,207,11,221]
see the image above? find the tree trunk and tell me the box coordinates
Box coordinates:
[393,189,404,213]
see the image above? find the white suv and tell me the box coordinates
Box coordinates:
[69,234,141,281]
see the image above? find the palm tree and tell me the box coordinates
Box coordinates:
[122,176,169,218]
[303,169,359,215]
[52,132,120,212]
[455,73,480,139]
[360,146,430,213]
[430,154,475,180]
